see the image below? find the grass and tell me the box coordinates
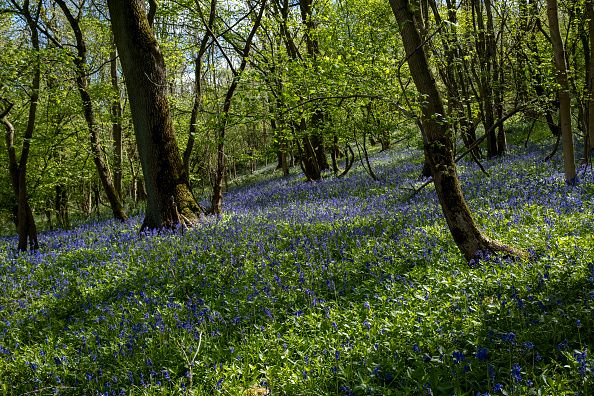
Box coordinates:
[0,140,593,395]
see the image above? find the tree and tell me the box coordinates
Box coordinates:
[107,0,203,230]
[0,0,40,251]
[54,0,127,221]
[587,0,594,158]
[388,0,523,261]
[206,0,268,214]
[546,0,576,184]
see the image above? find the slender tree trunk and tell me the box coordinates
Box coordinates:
[108,0,203,230]
[546,0,577,183]
[55,0,127,221]
[1,1,40,251]
[587,0,594,157]
[429,0,481,159]
[300,0,328,171]
[389,0,523,261]
[110,35,123,199]
[525,0,561,137]
[494,4,507,155]
[183,0,217,179]
[210,1,267,214]
[55,185,70,229]
[473,0,498,157]
[2,110,39,251]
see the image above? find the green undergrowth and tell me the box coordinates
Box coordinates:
[0,143,593,395]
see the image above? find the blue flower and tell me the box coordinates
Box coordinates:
[511,363,522,382]
[523,341,534,350]
[476,347,488,361]
[452,350,465,364]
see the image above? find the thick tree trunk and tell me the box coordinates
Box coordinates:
[56,0,127,221]
[546,0,577,184]
[108,0,203,230]
[389,0,523,261]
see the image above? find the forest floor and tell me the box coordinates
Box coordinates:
[1,139,594,395]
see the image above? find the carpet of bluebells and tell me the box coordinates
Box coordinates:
[1,143,594,395]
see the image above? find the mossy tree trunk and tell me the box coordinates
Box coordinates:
[388,0,523,261]
[107,0,203,230]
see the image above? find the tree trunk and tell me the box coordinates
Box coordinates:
[183,0,217,180]
[110,35,123,199]
[0,1,40,251]
[55,184,70,230]
[210,0,267,214]
[55,0,127,221]
[388,0,523,261]
[428,0,481,159]
[525,0,561,137]
[2,110,39,251]
[107,0,203,230]
[587,0,594,157]
[546,0,577,184]
[300,0,328,171]
[494,4,507,155]
[473,0,498,157]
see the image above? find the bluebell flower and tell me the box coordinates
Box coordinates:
[452,350,465,364]
[511,364,522,382]
[476,347,488,361]
[523,341,534,350]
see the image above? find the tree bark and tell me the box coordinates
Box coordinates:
[108,0,203,230]
[55,0,127,221]
[546,0,577,183]
[389,0,523,261]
